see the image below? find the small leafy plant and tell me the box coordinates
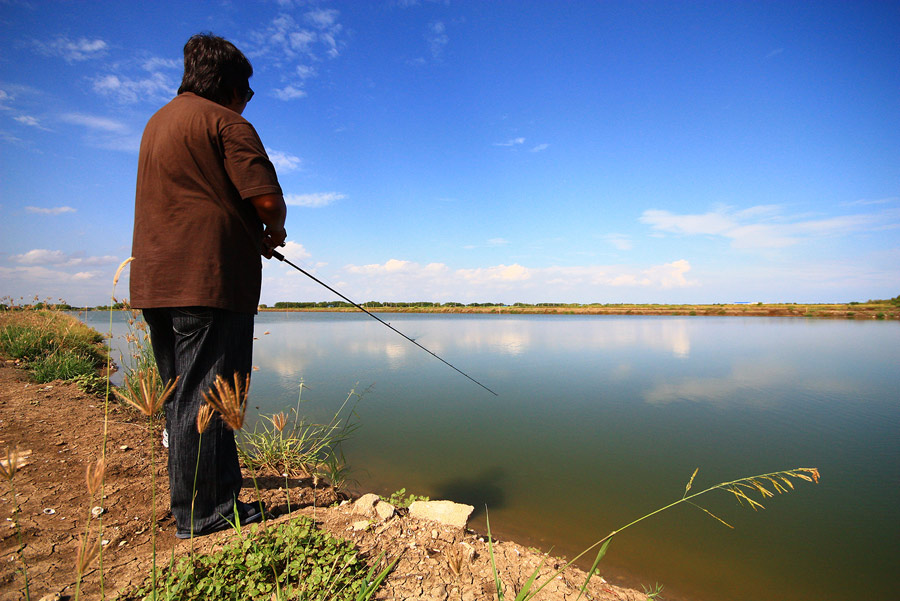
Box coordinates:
[383,487,430,509]
[118,518,397,601]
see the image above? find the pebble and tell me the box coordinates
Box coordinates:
[91,506,106,518]
[43,508,56,515]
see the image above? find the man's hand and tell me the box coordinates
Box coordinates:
[249,193,288,259]
[261,224,287,259]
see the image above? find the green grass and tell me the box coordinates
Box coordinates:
[0,307,107,389]
[117,518,396,601]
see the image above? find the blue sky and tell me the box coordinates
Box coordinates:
[1,0,898,306]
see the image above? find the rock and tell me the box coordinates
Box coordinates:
[375,500,396,521]
[352,493,380,517]
[352,520,370,531]
[353,493,395,522]
[91,506,105,518]
[408,500,474,529]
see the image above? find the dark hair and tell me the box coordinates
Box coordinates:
[177,33,252,105]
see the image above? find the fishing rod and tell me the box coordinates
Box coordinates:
[269,249,498,396]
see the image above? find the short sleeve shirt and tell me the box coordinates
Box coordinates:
[130,93,282,313]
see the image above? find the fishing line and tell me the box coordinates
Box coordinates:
[270,250,498,396]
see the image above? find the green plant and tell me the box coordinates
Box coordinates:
[28,349,97,383]
[486,467,820,601]
[238,382,366,488]
[642,582,664,599]
[383,487,430,509]
[118,518,397,601]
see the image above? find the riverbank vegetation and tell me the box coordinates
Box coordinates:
[262,298,900,319]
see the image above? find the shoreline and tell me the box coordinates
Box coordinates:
[258,303,899,319]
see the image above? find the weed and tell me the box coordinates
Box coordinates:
[118,518,397,601]
[383,487,430,509]
[238,382,366,489]
[642,582,664,599]
[486,467,820,601]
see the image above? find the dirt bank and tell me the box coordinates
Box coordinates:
[0,364,647,601]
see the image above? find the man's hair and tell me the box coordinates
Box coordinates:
[178,33,253,105]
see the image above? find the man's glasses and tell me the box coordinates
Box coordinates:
[245,87,254,103]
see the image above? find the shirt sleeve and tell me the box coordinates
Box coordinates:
[221,121,283,199]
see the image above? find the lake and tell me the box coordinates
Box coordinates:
[83,311,899,601]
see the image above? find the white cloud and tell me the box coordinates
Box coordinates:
[11,249,119,268]
[329,258,697,303]
[602,234,633,251]
[58,113,139,151]
[494,137,525,147]
[266,148,302,172]
[250,10,345,100]
[639,205,900,250]
[284,192,345,207]
[274,85,308,100]
[60,113,128,133]
[14,115,42,128]
[487,238,509,247]
[25,206,76,215]
[36,37,108,62]
[530,143,550,152]
[92,71,174,104]
[427,21,449,58]
[13,249,69,265]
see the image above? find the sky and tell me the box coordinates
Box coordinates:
[1,0,898,307]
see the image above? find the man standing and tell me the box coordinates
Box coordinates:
[130,33,287,538]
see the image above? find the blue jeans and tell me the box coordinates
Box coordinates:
[142,307,254,533]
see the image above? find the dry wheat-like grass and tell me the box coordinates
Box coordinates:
[113,368,178,416]
[202,372,251,431]
[85,457,106,497]
[196,403,215,434]
[0,447,32,480]
[76,533,102,576]
[272,411,287,433]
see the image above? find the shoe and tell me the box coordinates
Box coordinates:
[175,501,265,539]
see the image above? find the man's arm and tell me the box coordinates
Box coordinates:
[249,193,287,258]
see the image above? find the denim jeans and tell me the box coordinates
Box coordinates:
[142,307,254,533]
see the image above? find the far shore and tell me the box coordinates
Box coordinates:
[258,302,899,320]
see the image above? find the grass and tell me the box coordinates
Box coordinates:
[238,381,366,490]
[0,301,108,390]
[117,518,397,601]
[486,466,821,601]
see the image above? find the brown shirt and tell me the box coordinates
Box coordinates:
[130,93,282,313]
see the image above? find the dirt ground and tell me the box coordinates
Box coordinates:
[0,363,647,601]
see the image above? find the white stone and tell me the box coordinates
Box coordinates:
[408,500,474,529]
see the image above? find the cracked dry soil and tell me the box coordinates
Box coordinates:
[0,365,646,601]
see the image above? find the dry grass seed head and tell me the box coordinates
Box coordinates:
[76,534,102,575]
[271,411,287,432]
[196,403,215,434]
[202,372,250,431]
[1,448,32,481]
[85,457,106,497]
[113,369,178,416]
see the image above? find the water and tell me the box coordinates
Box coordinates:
[83,311,900,601]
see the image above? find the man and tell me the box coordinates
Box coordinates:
[130,33,287,538]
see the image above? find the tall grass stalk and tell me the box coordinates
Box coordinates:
[1,448,32,600]
[488,467,821,601]
[114,368,177,601]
